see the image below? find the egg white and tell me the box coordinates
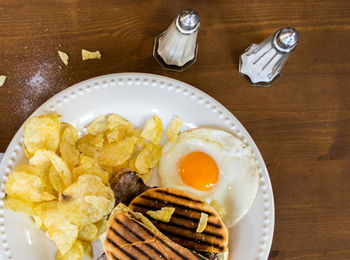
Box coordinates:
[158,128,260,228]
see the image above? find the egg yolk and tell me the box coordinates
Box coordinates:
[178,151,218,191]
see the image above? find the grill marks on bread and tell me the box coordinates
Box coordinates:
[105,212,207,260]
[129,188,228,253]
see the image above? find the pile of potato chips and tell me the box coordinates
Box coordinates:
[4,112,179,260]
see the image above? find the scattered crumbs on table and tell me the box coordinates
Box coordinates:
[58,50,69,65]
[82,49,101,60]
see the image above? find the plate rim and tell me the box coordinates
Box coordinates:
[0,72,274,260]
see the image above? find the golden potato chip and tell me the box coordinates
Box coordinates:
[56,239,84,260]
[4,196,37,216]
[42,150,72,187]
[138,170,152,184]
[23,113,61,158]
[73,155,109,184]
[29,150,51,171]
[95,216,108,236]
[210,200,226,218]
[82,49,101,60]
[128,157,137,172]
[35,201,79,255]
[108,114,135,133]
[86,115,108,136]
[58,50,69,66]
[78,223,98,242]
[106,114,136,143]
[135,136,146,149]
[196,212,208,233]
[14,164,54,193]
[59,174,114,225]
[135,142,162,174]
[59,124,79,170]
[0,75,6,87]
[49,166,66,193]
[81,240,93,258]
[77,134,104,158]
[166,116,182,143]
[5,170,56,202]
[97,136,136,167]
[147,207,175,222]
[140,116,163,145]
[84,195,112,212]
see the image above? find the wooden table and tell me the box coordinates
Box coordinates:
[0,0,349,259]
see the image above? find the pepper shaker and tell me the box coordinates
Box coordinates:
[153,9,200,72]
[239,27,299,86]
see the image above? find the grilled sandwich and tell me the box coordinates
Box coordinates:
[129,187,229,254]
[104,203,208,260]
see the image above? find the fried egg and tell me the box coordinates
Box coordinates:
[158,128,260,227]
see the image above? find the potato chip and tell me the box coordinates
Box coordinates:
[97,136,136,167]
[86,115,108,136]
[14,164,54,193]
[138,170,152,184]
[84,195,112,212]
[59,174,114,225]
[196,212,208,233]
[4,196,37,216]
[42,150,72,187]
[29,150,51,171]
[140,116,163,145]
[166,116,182,143]
[95,216,108,236]
[58,50,69,66]
[78,223,98,241]
[56,239,84,260]
[82,49,101,60]
[107,114,130,130]
[128,157,137,172]
[0,75,6,87]
[5,170,56,202]
[106,114,135,143]
[73,155,109,184]
[146,207,175,222]
[35,201,79,254]
[210,200,226,218]
[81,240,93,258]
[77,134,104,158]
[135,136,146,149]
[49,166,66,193]
[23,113,61,158]
[135,142,162,175]
[59,124,79,170]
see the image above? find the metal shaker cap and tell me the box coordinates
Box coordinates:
[239,27,299,86]
[273,27,299,52]
[176,9,200,34]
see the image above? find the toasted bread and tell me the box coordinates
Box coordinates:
[129,187,229,253]
[104,203,207,260]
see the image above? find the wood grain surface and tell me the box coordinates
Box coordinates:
[0,0,350,259]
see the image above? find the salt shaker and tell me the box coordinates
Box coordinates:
[153,9,200,72]
[239,27,299,86]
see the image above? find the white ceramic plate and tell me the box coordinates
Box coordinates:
[0,73,274,260]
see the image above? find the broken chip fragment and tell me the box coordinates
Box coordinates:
[82,49,101,60]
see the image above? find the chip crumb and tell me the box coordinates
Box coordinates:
[0,75,7,87]
[147,207,175,222]
[58,50,69,65]
[196,212,208,233]
[82,49,101,60]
